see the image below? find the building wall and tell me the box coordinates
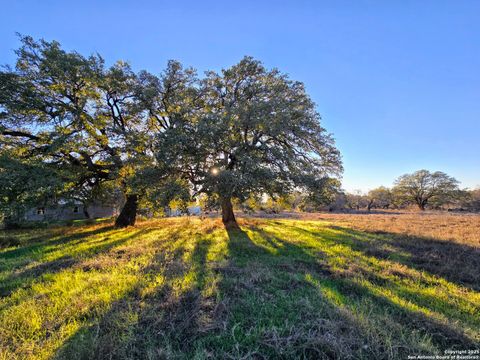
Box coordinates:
[166,206,202,217]
[87,205,116,219]
[25,204,116,222]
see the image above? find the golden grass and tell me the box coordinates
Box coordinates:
[0,214,478,359]
[294,211,480,246]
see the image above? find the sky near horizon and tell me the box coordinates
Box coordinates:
[1,0,479,192]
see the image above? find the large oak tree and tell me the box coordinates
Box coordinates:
[1,38,342,229]
[155,57,342,228]
[393,170,460,210]
[0,36,167,227]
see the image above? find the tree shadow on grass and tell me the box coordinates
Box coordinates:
[272,224,479,327]
[339,225,480,291]
[0,227,155,298]
[221,227,379,359]
[223,224,478,358]
[0,224,116,263]
[49,220,478,359]
[283,222,480,292]
[53,226,223,360]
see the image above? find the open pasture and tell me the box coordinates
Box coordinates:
[0,213,479,359]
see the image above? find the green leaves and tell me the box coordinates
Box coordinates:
[154,56,342,206]
[0,150,73,225]
[1,37,342,224]
[393,170,461,210]
[0,36,157,222]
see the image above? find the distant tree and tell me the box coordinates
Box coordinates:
[458,187,480,212]
[366,186,393,211]
[237,194,263,214]
[329,192,348,211]
[260,192,311,214]
[469,188,480,212]
[392,170,460,210]
[345,190,368,211]
[284,191,307,211]
[155,57,342,228]
[300,178,342,211]
[262,196,285,214]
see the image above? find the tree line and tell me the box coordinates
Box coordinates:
[253,170,478,213]
[0,36,342,229]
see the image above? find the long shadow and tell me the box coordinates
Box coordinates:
[0,224,116,264]
[53,225,217,360]
[284,223,480,292]
[0,227,154,298]
[221,227,375,358]
[224,225,477,356]
[307,268,478,351]
[273,223,480,322]
[47,221,478,359]
[247,225,333,276]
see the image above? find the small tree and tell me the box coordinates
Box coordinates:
[345,190,368,211]
[366,186,393,211]
[156,57,342,228]
[463,188,480,212]
[392,170,460,210]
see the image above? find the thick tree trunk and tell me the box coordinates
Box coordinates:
[367,200,374,212]
[83,205,90,219]
[3,217,20,230]
[115,194,138,228]
[221,196,239,229]
[3,209,22,229]
[417,202,426,211]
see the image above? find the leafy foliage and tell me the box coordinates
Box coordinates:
[0,36,178,226]
[393,170,460,210]
[1,37,342,227]
[0,150,70,227]
[155,57,342,225]
[366,186,393,210]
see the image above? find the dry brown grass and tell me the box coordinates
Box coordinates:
[2,214,479,359]
[286,211,480,247]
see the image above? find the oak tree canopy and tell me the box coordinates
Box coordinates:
[0,36,342,228]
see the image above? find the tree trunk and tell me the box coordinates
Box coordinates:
[417,202,426,211]
[3,217,21,230]
[83,205,90,219]
[221,196,239,229]
[115,194,138,228]
[3,208,22,229]
[367,200,374,212]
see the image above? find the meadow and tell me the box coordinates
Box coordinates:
[0,213,479,359]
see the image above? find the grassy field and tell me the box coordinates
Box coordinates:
[0,214,479,359]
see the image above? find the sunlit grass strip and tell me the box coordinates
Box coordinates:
[0,220,200,359]
[0,217,478,359]
[265,220,480,342]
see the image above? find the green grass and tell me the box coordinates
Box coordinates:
[0,218,478,359]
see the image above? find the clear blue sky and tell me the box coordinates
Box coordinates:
[1,0,479,192]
